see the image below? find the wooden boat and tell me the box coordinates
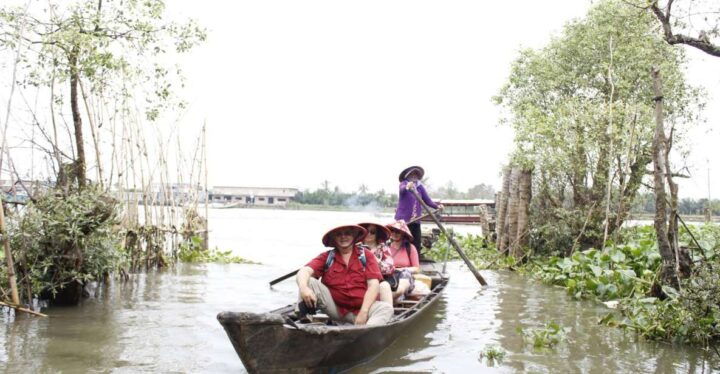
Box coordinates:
[217,262,449,373]
[420,199,495,224]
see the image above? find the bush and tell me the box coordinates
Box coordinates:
[5,187,123,304]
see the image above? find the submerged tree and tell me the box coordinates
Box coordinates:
[0,0,206,305]
[0,0,206,190]
[494,0,702,254]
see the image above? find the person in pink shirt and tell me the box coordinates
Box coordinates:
[358,222,394,304]
[386,220,419,300]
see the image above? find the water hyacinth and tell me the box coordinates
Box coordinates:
[428,224,720,345]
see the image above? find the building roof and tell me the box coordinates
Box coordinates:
[210,186,298,198]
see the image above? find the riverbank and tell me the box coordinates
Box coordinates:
[428,223,720,346]
[214,202,396,213]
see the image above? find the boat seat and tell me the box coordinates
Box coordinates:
[396,299,419,307]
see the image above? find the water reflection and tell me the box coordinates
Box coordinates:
[1,209,719,373]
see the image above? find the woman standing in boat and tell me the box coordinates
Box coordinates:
[358,222,394,303]
[386,220,419,300]
[395,165,442,258]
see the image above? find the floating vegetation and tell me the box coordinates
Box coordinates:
[430,224,720,345]
[517,322,569,349]
[478,345,506,366]
[178,236,257,264]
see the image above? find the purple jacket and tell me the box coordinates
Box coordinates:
[394,181,439,222]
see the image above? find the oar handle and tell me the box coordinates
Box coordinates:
[269,269,299,287]
[409,187,488,286]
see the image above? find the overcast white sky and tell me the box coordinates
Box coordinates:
[3,1,717,198]
[164,0,719,198]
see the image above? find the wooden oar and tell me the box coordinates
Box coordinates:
[268,210,439,287]
[408,187,488,286]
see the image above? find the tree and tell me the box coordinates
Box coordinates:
[494,0,702,252]
[636,0,720,57]
[0,0,206,189]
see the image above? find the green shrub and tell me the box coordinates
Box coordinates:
[5,187,123,302]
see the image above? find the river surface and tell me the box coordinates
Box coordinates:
[2,208,719,373]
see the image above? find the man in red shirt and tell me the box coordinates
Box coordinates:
[296,224,393,325]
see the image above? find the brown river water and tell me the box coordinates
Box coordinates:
[2,208,719,373]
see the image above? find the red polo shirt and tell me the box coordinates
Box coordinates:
[306,246,383,316]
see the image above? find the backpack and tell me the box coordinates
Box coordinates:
[323,246,368,272]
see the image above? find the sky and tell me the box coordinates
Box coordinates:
[3,1,719,199]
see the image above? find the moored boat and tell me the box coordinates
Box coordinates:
[217,262,449,373]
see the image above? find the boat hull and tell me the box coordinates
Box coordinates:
[218,277,448,373]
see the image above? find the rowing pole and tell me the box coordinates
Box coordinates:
[408,187,488,286]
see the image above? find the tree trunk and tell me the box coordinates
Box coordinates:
[507,167,521,257]
[1,203,20,305]
[497,167,511,253]
[69,47,86,189]
[515,168,532,256]
[651,67,679,289]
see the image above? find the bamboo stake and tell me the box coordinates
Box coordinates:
[602,36,616,248]
[0,203,20,305]
[203,122,209,244]
[0,301,48,317]
[78,79,104,188]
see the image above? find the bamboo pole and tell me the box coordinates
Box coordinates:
[0,301,48,317]
[78,79,103,188]
[409,188,488,286]
[0,203,20,305]
[203,122,209,240]
[602,36,616,248]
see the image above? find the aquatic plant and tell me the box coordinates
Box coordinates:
[178,236,256,264]
[478,345,506,366]
[517,322,569,349]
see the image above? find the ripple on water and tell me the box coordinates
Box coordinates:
[2,209,719,373]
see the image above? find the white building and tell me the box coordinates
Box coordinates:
[209,186,298,206]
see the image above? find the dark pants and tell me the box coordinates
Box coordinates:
[408,221,422,255]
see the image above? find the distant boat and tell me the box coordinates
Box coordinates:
[217,262,449,373]
[212,201,245,209]
[421,199,495,224]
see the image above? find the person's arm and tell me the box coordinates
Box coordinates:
[298,252,327,308]
[296,266,317,308]
[417,184,439,209]
[398,181,409,198]
[407,244,420,273]
[354,278,379,325]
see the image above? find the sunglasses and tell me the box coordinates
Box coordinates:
[336,230,357,237]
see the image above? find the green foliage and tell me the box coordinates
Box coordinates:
[478,345,506,366]
[528,226,661,301]
[4,187,123,300]
[517,322,569,349]
[177,236,256,264]
[433,225,720,345]
[294,185,398,208]
[0,0,206,121]
[602,260,720,344]
[494,0,704,251]
[426,233,517,269]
